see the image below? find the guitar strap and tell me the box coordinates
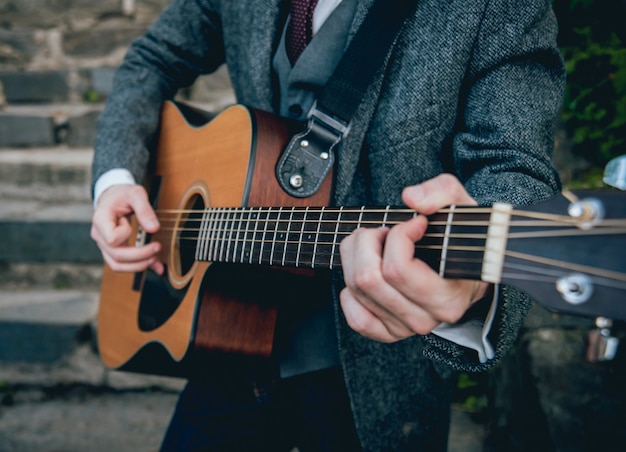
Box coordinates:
[276,0,419,198]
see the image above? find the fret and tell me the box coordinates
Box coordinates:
[205,207,216,261]
[258,207,276,265]
[257,207,267,264]
[382,205,390,228]
[282,207,296,267]
[416,210,450,275]
[214,208,226,262]
[221,208,234,263]
[295,207,310,267]
[196,208,210,261]
[205,208,217,261]
[333,207,365,268]
[231,208,243,263]
[314,207,340,269]
[329,207,343,269]
[449,209,489,279]
[301,207,321,268]
[419,208,489,280]
[240,207,254,264]
[249,207,262,264]
[284,207,305,267]
[216,208,225,262]
[269,207,284,265]
[311,208,325,268]
[439,206,455,277]
[359,207,390,230]
[357,206,365,228]
[384,209,416,226]
[297,207,322,268]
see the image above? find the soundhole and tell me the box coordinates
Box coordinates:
[137,269,188,332]
[137,190,206,332]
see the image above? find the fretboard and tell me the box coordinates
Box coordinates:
[191,205,497,281]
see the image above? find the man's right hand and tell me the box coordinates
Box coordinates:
[90,184,164,274]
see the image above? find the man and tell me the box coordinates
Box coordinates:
[90,0,565,450]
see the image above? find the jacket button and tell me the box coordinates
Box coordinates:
[288,104,303,118]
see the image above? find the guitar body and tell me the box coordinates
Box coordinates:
[97,101,331,376]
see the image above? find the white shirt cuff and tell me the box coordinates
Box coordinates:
[431,285,499,363]
[93,168,137,207]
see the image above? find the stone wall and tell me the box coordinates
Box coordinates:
[1,0,164,102]
[0,0,234,155]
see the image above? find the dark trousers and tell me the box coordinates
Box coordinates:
[160,360,361,452]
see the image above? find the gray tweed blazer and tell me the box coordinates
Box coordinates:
[92,0,565,449]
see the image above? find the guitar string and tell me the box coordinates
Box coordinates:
[154,205,626,227]
[137,207,626,283]
[151,206,626,229]
[157,216,626,277]
[148,219,626,242]
[171,234,626,284]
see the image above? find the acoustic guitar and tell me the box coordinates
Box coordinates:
[97,101,626,377]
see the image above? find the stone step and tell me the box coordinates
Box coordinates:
[0,103,103,148]
[0,289,99,364]
[0,287,186,392]
[0,262,103,291]
[0,69,116,105]
[0,147,93,202]
[0,199,100,263]
[0,288,484,452]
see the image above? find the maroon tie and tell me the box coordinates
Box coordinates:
[286,0,319,64]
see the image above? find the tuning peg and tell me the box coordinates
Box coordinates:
[586,317,620,362]
[603,155,626,190]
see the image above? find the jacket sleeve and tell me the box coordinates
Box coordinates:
[91,0,224,193]
[424,0,566,372]
[454,0,564,206]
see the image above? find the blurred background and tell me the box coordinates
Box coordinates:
[0,0,624,451]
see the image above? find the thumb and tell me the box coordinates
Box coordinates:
[126,185,160,233]
[402,174,476,215]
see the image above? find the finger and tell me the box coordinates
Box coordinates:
[91,215,163,275]
[101,249,159,273]
[341,227,433,337]
[93,185,159,246]
[91,212,133,249]
[104,241,161,265]
[125,185,160,233]
[381,215,478,327]
[149,260,165,275]
[378,216,448,329]
[339,288,408,342]
[402,173,477,215]
[340,228,405,329]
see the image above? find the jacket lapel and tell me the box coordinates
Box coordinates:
[332,0,385,205]
[230,0,287,112]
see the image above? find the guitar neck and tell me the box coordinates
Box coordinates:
[191,205,498,282]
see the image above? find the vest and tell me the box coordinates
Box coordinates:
[272,0,357,378]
